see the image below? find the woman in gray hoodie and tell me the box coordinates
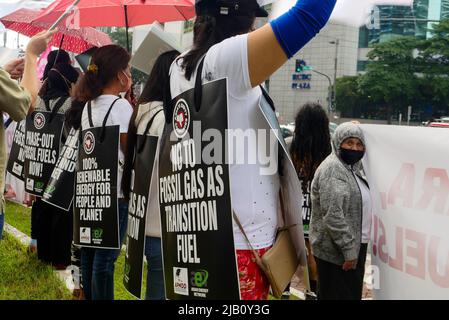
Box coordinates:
[310,122,372,300]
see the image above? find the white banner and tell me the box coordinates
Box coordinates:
[361,125,449,300]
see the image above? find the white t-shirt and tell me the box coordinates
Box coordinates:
[81,95,133,198]
[355,174,372,244]
[170,34,280,250]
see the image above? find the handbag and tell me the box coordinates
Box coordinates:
[233,190,300,299]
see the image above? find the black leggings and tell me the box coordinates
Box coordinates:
[33,199,73,266]
[315,244,368,300]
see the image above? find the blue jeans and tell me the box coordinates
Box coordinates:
[81,202,128,300]
[145,237,165,300]
[0,212,4,240]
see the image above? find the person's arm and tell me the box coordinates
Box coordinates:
[248,0,336,87]
[21,30,57,107]
[116,100,134,155]
[120,134,128,155]
[3,59,25,80]
[0,31,56,121]
[0,68,31,121]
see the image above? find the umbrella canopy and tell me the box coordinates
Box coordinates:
[1,8,112,53]
[34,0,196,28]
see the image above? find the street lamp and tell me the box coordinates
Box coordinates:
[310,68,333,115]
[329,39,340,114]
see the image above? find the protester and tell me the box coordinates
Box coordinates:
[65,84,90,301]
[29,49,74,253]
[123,50,179,300]
[168,0,336,299]
[287,103,332,296]
[28,49,79,268]
[73,44,133,300]
[310,122,372,300]
[0,30,56,241]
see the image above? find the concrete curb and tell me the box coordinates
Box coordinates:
[4,223,29,247]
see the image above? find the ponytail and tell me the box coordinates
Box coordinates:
[180,15,255,80]
[72,44,131,103]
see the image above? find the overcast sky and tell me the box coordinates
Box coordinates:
[1,0,416,51]
[272,0,414,26]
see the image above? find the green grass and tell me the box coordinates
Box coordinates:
[4,200,146,300]
[4,200,32,236]
[0,233,72,300]
[4,201,299,301]
[115,250,148,300]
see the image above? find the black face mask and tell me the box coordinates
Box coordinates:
[340,148,365,166]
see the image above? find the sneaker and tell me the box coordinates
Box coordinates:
[53,264,68,271]
[305,291,317,300]
[28,239,37,254]
[72,288,85,300]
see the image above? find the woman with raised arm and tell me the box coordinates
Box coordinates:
[169,0,337,300]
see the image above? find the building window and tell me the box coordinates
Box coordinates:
[357,61,370,72]
[359,26,370,48]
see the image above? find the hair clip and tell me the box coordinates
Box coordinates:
[87,63,98,74]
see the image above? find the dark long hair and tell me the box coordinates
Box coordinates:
[64,100,85,130]
[67,45,130,131]
[122,50,179,200]
[42,49,71,81]
[290,103,332,193]
[138,50,180,104]
[39,49,78,101]
[72,44,131,102]
[39,62,79,101]
[181,13,255,80]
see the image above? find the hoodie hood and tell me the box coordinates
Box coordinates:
[332,122,366,164]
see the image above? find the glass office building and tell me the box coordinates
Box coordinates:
[357,0,449,72]
[359,0,449,48]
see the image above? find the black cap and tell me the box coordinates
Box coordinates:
[195,0,269,18]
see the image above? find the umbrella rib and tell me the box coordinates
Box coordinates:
[175,6,189,22]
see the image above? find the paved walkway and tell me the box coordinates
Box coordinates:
[291,254,374,300]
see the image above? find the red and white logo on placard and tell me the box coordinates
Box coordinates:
[34,113,46,130]
[173,99,190,139]
[83,131,95,155]
[173,267,189,296]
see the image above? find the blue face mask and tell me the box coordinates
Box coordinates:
[340,148,364,166]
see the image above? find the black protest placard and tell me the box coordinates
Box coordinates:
[159,78,240,300]
[74,126,120,249]
[124,134,159,299]
[42,128,79,211]
[7,120,26,180]
[24,112,65,196]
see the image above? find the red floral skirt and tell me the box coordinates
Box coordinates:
[236,247,271,300]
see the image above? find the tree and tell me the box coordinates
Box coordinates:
[358,37,419,123]
[337,20,449,121]
[335,76,366,117]
[417,19,449,113]
[419,19,449,74]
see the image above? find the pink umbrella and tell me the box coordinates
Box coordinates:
[1,8,113,54]
[33,0,195,51]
